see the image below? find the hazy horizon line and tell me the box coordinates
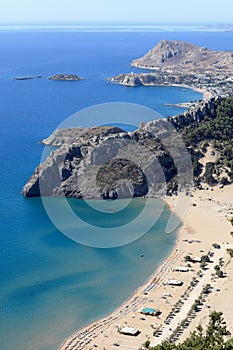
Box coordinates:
[0,22,232,33]
[0,21,232,25]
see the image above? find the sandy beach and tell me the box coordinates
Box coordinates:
[58,184,233,350]
[165,84,214,100]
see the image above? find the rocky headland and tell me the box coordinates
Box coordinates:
[109,40,233,97]
[22,95,233,199]
[131,40,233,72]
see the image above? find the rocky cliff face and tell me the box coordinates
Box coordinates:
[23,98,223,200]
[22,123,187,199]
[109,72,196,86]
[168,97,220,129]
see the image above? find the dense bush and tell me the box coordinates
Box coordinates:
[150,312,232,350]
[203,162,217,185]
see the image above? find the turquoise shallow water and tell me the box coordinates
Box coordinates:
[1,197,178,350]
[1,30,233,350]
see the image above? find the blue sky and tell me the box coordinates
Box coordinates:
[1,0,232,24]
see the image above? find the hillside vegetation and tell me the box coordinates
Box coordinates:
[181,95,233,186]
[148,312,233,350]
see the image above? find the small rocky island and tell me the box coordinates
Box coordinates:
[49,74,85,81]
[15,75,42,80]
[22,95,233,199]
[109,40,233,96]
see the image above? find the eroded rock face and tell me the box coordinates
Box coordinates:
[22,97,224,200]
[109,72,195,86]
[22,123,181,199]
[96,158,148,199]
[41,126,124,146]
[168,97,220,129]
[109,74,144,86]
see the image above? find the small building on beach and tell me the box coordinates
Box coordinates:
[168,279,183,286]
[120,326,140,336]
[140,307,160,316]
[174,266,189,272]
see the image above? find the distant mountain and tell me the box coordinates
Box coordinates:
[131,40,233,73]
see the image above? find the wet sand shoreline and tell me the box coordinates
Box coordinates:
[58,185,233,350]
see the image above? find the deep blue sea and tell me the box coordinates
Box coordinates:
[1,29,233,350]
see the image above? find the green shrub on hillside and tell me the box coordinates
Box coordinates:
[150,311,232,350]
[181,96,233,184]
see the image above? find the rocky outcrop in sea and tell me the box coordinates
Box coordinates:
[49,74,85,81]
